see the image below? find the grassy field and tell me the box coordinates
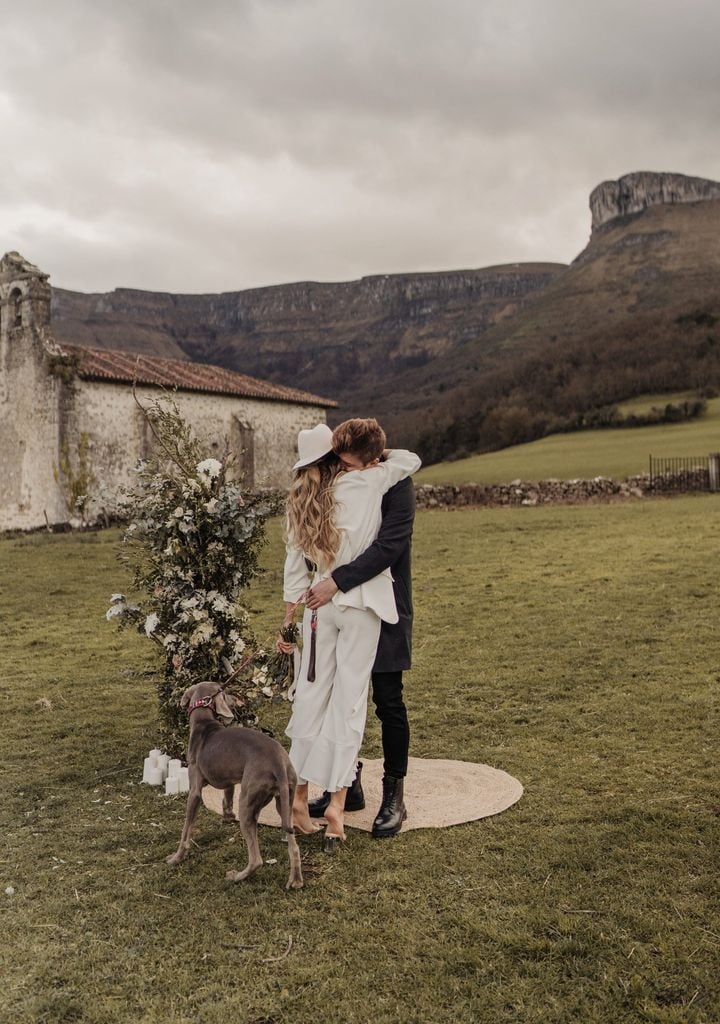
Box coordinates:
[415,395,720,485]
[2,500,719,1024]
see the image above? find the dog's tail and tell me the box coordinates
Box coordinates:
[277,763,296,835]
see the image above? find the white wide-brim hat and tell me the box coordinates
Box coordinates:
[293,423,334,470]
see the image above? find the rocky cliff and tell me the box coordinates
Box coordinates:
[590,171,720,232]
[51,263,565,408]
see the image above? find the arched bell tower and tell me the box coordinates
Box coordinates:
[0,251,51,338]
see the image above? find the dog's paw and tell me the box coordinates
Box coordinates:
[286,877,304,890]
[166,852,184,866]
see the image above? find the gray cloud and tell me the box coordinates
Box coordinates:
[1,0,719,292]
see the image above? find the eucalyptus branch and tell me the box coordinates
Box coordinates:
[132,377,196,480]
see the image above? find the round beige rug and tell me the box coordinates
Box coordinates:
[201,756,523,832]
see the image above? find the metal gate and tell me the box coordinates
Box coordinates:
[648,454,718,492]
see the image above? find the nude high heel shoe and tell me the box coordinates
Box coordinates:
[323,829,346,854]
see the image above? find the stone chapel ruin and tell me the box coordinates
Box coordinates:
[0,252,335,531]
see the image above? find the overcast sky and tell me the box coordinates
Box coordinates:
[2,0,718,294]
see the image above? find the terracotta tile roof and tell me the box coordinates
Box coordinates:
[59,344,337,407]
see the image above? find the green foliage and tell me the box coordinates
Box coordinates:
[53,431,95,520]
[576,397,707,430]
[46,350,81,384]
[107,395,279,754]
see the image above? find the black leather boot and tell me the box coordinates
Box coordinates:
[371,776,407,838]
[308,762,365,817]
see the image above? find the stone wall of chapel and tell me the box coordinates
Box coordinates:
[61,380,326,512]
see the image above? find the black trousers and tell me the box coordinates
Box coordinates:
[370,670,409,779]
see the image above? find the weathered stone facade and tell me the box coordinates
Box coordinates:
[0,252,334,531]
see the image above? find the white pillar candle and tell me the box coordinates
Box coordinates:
[146,766,164,786]
[142,756,158,783]
[149,748,162,759]
[156,754,171,780]
[177,767,190,793]
[165,776,180,796]
[167,759,182,779]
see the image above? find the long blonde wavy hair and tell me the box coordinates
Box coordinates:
[285,452,343,571]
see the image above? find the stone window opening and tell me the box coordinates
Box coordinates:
[230,417,255,489]
[9,288,23,328]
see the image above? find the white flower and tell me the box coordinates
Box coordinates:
[162,633,179,648]
[190,621,214,646]
[173,507,185,518]
[229,630,246,655]
[204,498,218,513]
[261,685,274,698]
[144,613,159,636]
[196,458,222,480]
[180,597,198,609]
[105,603,125,620]
[212,595,230,614]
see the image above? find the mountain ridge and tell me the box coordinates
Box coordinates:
[51,262,565,401]
[47,170,720,461]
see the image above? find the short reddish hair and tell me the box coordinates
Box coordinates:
[332,418,386,464]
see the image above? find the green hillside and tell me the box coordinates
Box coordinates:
[395,196,720,462]
[415,394,720,484]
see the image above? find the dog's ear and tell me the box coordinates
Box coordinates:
[179,686,196,709]
[212,689,236,724]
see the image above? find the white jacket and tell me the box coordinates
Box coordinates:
[283,449,422,623]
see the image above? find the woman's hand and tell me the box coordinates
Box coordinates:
[276,635,296,654]
[305,578,338,609]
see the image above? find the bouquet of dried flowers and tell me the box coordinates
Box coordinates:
[263,621,300,693]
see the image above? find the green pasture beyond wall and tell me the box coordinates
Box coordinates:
[415,394,720,485]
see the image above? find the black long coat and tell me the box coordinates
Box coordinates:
[331,477,416,673]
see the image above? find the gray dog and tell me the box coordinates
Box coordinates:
[166,681,303,890]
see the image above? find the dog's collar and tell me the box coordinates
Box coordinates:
[187,695,214,716]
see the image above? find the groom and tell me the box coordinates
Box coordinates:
[305,418,416,837]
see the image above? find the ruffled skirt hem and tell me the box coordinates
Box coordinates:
[288,734,362,793]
